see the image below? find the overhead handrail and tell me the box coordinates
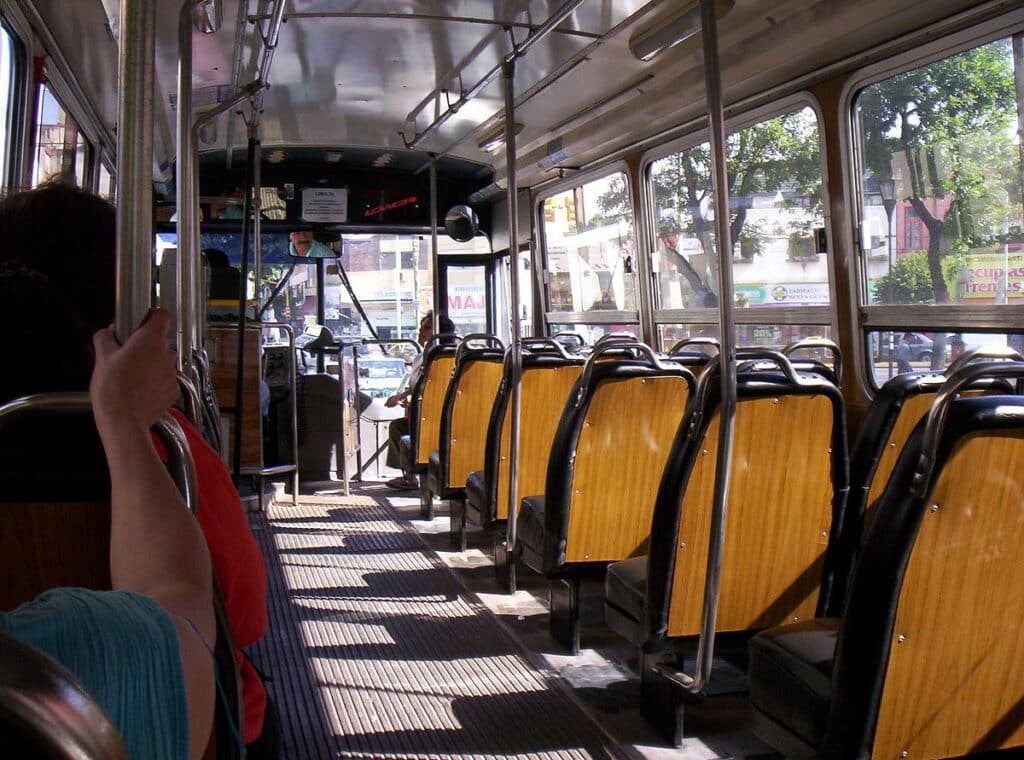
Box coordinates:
[669,336,721,356]
[405,0,586,149]
[912,360,1024,498]
[783,337,843,383]
[455,333,505,364]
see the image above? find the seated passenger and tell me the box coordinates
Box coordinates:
[0,182,276,756]
[0,309,215,760]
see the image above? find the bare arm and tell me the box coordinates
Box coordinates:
[90,309,215,760]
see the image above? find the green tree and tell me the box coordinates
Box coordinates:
[858,40,1017,305]
[596,107,822,305]
[873,252,934,304]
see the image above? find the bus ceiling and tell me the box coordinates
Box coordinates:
[24,0,1000,191]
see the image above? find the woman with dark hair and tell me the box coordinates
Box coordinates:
[0,182,277,757]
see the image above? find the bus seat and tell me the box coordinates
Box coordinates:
[603,351,849,745]
[404,340,458,518]
[831,362,1016,611]
[0,396,243,760]
[208,325,263,470]
[463,339,584,561]
[0,630,129,759]
[518,341,695,653]
[425,335,503,548]
[749,389,1024,760]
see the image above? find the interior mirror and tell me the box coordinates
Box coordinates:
[444,205,479,243]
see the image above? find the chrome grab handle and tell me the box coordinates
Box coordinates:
[576,340,674,407]
[783,338,843,382]
[521,337,574,359]
[669,336,721,356]
[551,331,586,350]
[945,345,1024,376]
[590,332,637,350]
[0,393,198,514]
[911,360,1024,498]
[455,333,504,364]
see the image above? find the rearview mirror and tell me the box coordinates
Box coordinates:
[444,205,479,243]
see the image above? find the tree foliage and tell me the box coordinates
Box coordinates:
[858,39,1017,304]
[595,107,822,304]
[873,252,934,304]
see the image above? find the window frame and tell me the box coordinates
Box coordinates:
[638,92,837,347]
[0,10,28,192]
[535,159,642,333]
[841,9,1024,390]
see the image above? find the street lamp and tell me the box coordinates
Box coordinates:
[879,178,897,376]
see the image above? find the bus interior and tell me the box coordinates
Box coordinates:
[2,0,1024,758]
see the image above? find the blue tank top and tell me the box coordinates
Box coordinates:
[0,587,189,760]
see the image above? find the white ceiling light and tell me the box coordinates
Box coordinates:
[478,122,524,154]
[629,0,734,62]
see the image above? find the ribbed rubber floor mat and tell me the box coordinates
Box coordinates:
[248,495,617,759]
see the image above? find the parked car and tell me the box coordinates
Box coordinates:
[876,332,940,363]
[357,356,409,399]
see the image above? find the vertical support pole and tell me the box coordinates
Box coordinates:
[116,0,155,340]
[232,129,258,485]
[430,159,441,332]
[502,60,524,580]
[691,0,738,692]
[316,258,326,374]
[176,1,198,370]
[253,153,262,318]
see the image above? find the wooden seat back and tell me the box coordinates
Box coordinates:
[208,325,263,467]
[438,337,505,491]
[541,343,695,575]
[852,371,1012,531]
[407,344,456,465]
[823,383,1024,760]
[481,341,585,524]
[644,352,849,642]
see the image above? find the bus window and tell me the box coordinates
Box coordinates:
[855,35,1024,384]
[0,20,17,193]
[550,322,640,347]
[656,324,832,352]
[540,171,640,333]
[32,83,89,187]
[648,104,831,343]
[98,162,114,200]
